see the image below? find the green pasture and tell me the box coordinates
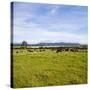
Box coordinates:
[12,49,88,88]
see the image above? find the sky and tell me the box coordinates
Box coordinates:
[12,2,88,44]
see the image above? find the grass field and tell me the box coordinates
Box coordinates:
[12,49,88,88]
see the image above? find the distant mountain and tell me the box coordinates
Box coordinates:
[12,42,81,46]
[34,42,80,46]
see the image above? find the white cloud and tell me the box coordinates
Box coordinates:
[14,25,87,44]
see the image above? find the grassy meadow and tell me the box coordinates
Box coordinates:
[12,49,88,88]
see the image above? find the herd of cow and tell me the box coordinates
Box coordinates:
[15,47,87,54]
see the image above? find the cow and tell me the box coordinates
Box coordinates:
[56,49,63,53]
[16,51,19,53]
[69,48,78,52]
[27,49,33,52]
[65,48,69,51]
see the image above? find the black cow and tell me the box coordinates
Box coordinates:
[16,51,19,53]
[65,48,69,51]
[56,49,63,53]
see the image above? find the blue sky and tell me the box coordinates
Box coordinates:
[12,2,88,44]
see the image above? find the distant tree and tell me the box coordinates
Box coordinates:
[21,41,27,49]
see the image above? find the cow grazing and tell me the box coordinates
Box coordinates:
[27,49,33,52]
[69,48,78,52]
[65,48,69,51]
[16,51,19,53]
[56,49,63,53]
[39,49,43,52]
